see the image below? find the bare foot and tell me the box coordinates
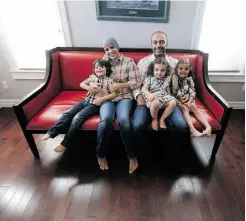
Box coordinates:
[203,126,212,136]
[54,144,65,152]
[160,119,167,129]
[190,129,205,137]
[98,158,108,171]
[41,134,51,141]
[129,159,138,174]
[151,118,158,131]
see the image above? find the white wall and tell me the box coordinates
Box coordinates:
[66,1,202,49]
[0,0,244,109]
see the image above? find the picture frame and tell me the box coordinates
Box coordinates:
[95,0,170,23]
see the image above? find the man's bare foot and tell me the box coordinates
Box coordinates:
[54,144,65,152]
[129,159,138,174]
[203,126,212,136]
[98,158,108,171]
[41,134,51,141]
[160,119,167,129]
[151,118,158,131]
[190,129,205,137]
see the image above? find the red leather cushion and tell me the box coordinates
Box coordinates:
[195,55,224,122]
[59,51,105,90]
[59,51,198,90]
[24,52,62,121]
[190,98,221,131]
[26,91,221,131]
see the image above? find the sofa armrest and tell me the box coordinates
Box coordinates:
[195,54,232,127]
[13,50,62,122]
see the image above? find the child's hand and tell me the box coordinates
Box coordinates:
[94,98,104,106]
[88,87,101,95]
[184,102,191,111]
[89,83,103,94]
[148,93,155,102]
[181,94,189,103]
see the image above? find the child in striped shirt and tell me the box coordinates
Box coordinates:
[41,59,116,152]
[171,58,211,137]
[142,57,176,130]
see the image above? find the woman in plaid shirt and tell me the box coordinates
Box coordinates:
[96,37,141,174]
[171,58,211,137]
[41,59,116,152]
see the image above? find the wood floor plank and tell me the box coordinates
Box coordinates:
[0,108,244,221]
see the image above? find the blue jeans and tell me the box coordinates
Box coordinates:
[47,100,99,147]
[96,99,135,159]
[132,104,188,153]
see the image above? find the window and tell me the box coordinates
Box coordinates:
[198,0,245,74]
[0,0,66,70]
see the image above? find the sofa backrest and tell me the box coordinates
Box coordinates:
[58,50,201,90]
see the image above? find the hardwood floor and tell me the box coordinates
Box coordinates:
[0,108,244,221]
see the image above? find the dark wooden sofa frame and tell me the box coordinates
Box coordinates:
[13,47,232,166]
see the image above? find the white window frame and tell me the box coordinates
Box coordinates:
[191,1,245,83]
[11,0,72,80]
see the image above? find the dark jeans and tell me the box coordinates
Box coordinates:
[132,104,188,158]
[47,100,99,147]
[96,99,135,159]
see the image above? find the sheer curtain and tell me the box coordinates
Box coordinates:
[0,0,65,70]
[198,0,245,74]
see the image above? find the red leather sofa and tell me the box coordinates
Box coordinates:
[13,47,232,164]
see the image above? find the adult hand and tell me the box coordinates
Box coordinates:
[110,83,120,92]
[94,98,104,106]
[181,94,189,104]
[136,95,145,105]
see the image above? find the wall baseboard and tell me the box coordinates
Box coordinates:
[228,101,245,109]
[0,99,19,108]
[209,72,245,83]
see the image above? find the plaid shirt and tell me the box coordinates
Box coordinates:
[83,74,113,105]
[103,53,141,102]
[171,75,196,99]
[133,54,178,99]
[142,76,175,108]
[144,76,172,94]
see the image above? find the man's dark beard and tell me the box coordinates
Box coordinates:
[153,46,166,57]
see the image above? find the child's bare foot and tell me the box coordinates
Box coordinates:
[203,126,212,136]
[129,159,138,174]
[151,118,158,131]
[160,119,167,129]
[190,129,205,137]
[54,144,65,152]
[41,134,51,141]
[98,158,108,171]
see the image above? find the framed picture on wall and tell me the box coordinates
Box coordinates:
[95,0,170,23]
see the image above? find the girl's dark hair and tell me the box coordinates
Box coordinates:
[174,58,194,79]
[172,58,194,94]
[93,59,112,77]
[147,57,171,77]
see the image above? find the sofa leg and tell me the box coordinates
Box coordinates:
[24,132,40,160]
[209,133,223,166]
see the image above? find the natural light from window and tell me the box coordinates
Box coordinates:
[199,0,245,73]
[0,0,65,69]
